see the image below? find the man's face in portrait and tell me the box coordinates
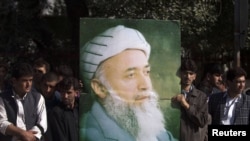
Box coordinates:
[92,49,165,141]
[98,49,152,103]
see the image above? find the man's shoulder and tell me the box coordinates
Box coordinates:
[0,88,12,97]
[28,89,44,100]
[83,105,136,141]
[85,102,105,120]
[242,94,250,102]
[195,88,206,94]
[193,87,207,97]
[157,130,178,141]
[197,80,212,90]
[210,92,225,98]
[30,88,42,95]
[208,92,225,103]
[53,102,65,111]
[84,102,122,130]
[48,103,65,118]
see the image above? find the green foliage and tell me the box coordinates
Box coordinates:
[0,0,70,64]
[0,0,249,71]
[85,0,237,64]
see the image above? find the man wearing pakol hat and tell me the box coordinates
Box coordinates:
[79,25,177,141]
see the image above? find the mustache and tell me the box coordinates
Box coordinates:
[135,91,157,100]
[182,78,192,82]
[107,89,158,102]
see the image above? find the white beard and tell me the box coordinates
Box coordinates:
[102,90,166,141]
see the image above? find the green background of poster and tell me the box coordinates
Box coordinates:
[79,18,181,140]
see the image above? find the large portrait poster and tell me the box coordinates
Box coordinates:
[79,18,181,141]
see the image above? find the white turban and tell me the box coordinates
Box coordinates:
[80,25,151,90]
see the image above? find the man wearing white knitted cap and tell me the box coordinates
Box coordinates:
[80,25,176,141]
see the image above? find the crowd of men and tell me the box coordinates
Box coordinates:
[1,25,250,141]
[172,59,250,141]
[79,25,250,141]
[0,58,80,141]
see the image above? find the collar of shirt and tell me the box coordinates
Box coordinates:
[221,92,242,125]
[181,85,193,98]
[212,87,223,94]
[11,89,28,100]
[223,92,242,101]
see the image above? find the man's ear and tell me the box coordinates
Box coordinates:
[91,79,107,99]
[74,90,80,97]
[206,73,211,81]
[11,77,17,86]
[193,73,197,80]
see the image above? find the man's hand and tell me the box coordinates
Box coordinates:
[5,124,39,141]
[171,94,190,110]
[19,130,38,141]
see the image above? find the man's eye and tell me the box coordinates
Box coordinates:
[128,73,135,78]
[188,72,194,75]
[146,70,151,74]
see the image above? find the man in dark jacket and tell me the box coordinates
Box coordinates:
[209,67,250,125]
[47,76,80,141]
[197,62,227,98]
[171,59,209,141]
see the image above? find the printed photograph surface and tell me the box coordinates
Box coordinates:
[79,18,181,141]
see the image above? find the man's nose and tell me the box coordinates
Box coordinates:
[62,93,68,98]
[218,76,223,81]
[46,87,51,92]
[137,74,151,91]
[27,81,32,86]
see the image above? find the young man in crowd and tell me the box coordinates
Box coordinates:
[197,62,227,99]
[209,67,250,125]
[47,76,80,141]
[32,58,50,92]
[0,62,47,141]
[38,71,61,110]
[171,59,209,141]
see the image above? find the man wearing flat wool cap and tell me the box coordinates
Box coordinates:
[80,25,177,141]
